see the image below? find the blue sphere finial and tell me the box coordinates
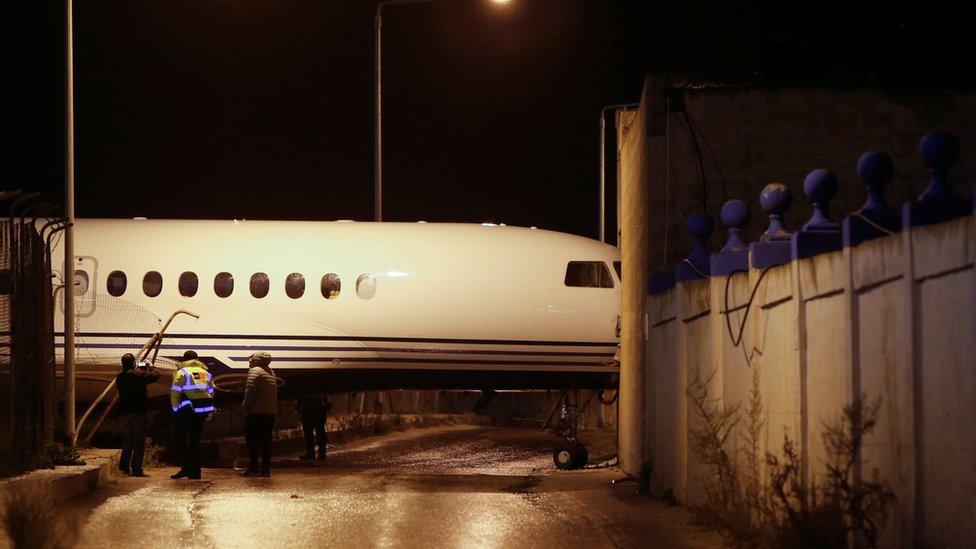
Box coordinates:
[920,130,959,170]
[686,212,714,241]
[720,199,749,229]
[759,183,792,241]
[802,169,839,230]
[720,199,749,252]
[804,169,838,205]
[857,151,894,188]
[760,183,792,216]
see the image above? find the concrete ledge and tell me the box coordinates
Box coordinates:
[0,449,120,504]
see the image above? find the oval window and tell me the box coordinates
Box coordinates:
[73,270,90,296]
[179,272,198,297]
[106,270,127,297]
[321,273,341,300]
[214,272,234,298]
[250,272,270,299]
[285,273,305,299]
[356,273,377,300]
[143,271,163,297]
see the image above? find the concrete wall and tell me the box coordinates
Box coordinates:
[641,216,975,547]
[616,77,976,547]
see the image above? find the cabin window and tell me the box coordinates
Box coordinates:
[107,270,127,297]
[73,270,90,296]
[564,261,614,288]
[250,272,270,299]
[321,273,341,300]
[214,272,234,298]
[285,273,305,299]
[356,273,377,299]
[143,271,163,297]
[179,272,198,297]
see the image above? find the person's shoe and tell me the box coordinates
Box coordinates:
[258,471,271,477]
[240,469,258,477]
[298,453,315,460]
[170,470,188,480]
[118,465,131,475]
[129,471,148,477]
[187,474,201,480]
[316,453,326,460]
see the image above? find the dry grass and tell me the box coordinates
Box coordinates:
[1,479,79,549]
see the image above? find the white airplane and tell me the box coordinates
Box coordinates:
[52,219,622,410]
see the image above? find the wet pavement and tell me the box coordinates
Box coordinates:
[63,426,724,548]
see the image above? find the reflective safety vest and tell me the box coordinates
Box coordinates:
[170,360,215,414]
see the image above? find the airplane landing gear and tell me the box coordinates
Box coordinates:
[544,390,593,470]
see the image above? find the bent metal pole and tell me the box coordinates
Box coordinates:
[64,0,77,446]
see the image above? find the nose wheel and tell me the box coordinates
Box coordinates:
[544,390,592,470]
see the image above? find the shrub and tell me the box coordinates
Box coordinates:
[687,371,895,548]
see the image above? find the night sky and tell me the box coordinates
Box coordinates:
[4,1,967,239]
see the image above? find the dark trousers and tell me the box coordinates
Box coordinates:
[174,411,206,477]
[301,412,327,457]
[245,414,275,473]
[120,412,147,473]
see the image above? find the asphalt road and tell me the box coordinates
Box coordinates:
[63,426,722,548]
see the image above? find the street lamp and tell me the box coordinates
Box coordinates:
[374,0,511,222]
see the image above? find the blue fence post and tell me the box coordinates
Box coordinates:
[793,169,842,259]
[844,151,901,247]
[750,183,793,268]
[903,130,973,228]
[676,213,714,282]
[711,199,750,276]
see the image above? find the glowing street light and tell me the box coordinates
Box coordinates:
[374,0,512,222]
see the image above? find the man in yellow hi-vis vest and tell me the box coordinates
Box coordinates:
[169,350,214,480]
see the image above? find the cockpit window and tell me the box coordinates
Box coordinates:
[613,261,622,280]
[564,261,614,288]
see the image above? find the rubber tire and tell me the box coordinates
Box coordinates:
[553,444,577,470]
[572,444,588,469]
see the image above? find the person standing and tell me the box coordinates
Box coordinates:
[115,353,160,477]
[169,350,214,480]
[296,396,329,460]
[242,352,278,477]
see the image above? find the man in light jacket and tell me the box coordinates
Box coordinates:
[242,352,278,477]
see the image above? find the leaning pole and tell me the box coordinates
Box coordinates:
[617,84,650,477]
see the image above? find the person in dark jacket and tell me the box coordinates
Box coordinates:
[115,353,160,476]
[296,396,330,460]
[242,352,278,477]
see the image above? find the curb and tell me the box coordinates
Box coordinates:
[0,449,120,504]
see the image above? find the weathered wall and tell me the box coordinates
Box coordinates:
[634,83,976,268]
[644,215,975,547]
[618,77,976,547]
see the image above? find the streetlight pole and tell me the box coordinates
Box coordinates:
[598,103,638,243]
[374,0,510,222]
[64,0,77,445]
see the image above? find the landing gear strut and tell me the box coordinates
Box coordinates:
[544,390,593,470]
